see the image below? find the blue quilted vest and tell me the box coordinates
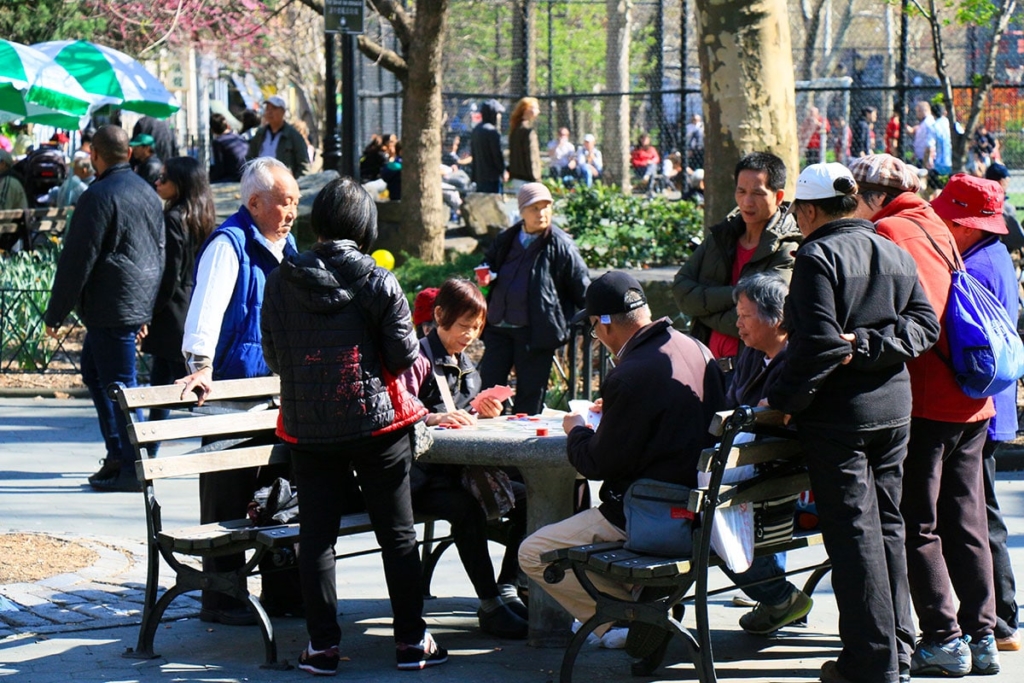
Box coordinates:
[195,206,298,380]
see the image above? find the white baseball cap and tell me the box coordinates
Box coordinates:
[264,95,287,111]
[795,163,858,201]
[583,133,596,143]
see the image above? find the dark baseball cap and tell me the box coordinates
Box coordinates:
[984,163,1010,182]
[571,271,647,325]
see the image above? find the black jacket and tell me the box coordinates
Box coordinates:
[142,204,197,361]
[470,112,504,185]
[727,346,788,408]
[566,319,726,528]
[484,222,589,350]
[210,133,248,183]
[44,163,165,329]
[767,218,939,431]
[261,240,420,443]
[136,155,162,189]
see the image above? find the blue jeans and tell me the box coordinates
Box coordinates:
[80,325,141,468]
[722,553,794,606]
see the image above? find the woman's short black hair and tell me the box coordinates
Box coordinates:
[434,278,487,329]
[311,177,378,251]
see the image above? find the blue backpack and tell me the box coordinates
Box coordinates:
[912,220,1024,399]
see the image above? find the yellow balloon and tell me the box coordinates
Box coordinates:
[372,249,395,271]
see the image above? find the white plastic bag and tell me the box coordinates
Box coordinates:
[697,432,757,573]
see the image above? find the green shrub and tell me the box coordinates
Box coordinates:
[1,241,67,370]
[551,184,703,268]
[394,251,483,304]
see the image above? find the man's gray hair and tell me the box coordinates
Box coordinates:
[733,272,787,327]
[241,157,289,205]
[609,290,651,326]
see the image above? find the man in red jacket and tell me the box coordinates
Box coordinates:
[849,154,1000,677]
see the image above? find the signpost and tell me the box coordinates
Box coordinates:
[324,0,364,176]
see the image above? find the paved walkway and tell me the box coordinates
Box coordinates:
[1,396,1023,682]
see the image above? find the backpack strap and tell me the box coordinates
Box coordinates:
[419,335,458,413]
[902,215,964,272]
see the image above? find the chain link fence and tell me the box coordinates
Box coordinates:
[352,2,1024,196]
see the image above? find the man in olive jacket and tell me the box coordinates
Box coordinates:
[247,96,310,179]
[673,152,801,370]
[43,125,165,492]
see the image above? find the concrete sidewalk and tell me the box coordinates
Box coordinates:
[1,396,1023,682]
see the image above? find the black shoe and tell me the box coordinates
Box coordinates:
[298,644,340,676]
[396,631,448,670]
[630,630,672,677]
[88,458,120,484]
[198,606,257,626]
[625,622,669,659]
[90,469,141,492]
[478,602,528,639]
[502,596,528,621]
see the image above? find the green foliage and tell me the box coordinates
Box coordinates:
[1,241,66,371]
[553,184,703,269]
[1000,119,1024,167]
[394,251,484,305]
[0,0,104,46]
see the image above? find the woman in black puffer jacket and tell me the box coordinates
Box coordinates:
[261,178,448,674]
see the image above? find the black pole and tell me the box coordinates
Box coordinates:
[653,0,665,150]
[681,0,688,126]
[895,0,909,160]
[323,32,341,172]
[341,31,359,179]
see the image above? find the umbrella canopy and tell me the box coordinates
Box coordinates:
[33,40,180,118]
[0,39,95,129]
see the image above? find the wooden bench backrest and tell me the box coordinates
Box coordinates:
[109,377,284,481]
[0,209,25,235]
[31,207,70,235]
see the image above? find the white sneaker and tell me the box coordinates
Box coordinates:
[599,627,629,649]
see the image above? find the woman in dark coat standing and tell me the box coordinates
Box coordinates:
[261,178,448,676]
[144,156,215,421]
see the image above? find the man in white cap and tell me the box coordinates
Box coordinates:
[767,163,939,683]
[478,182,589,415]
[575,133,603,187]
[848,155,1003,676]
[246,95,310,178]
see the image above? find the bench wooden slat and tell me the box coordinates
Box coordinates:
[604,553,694,579]
[158,519,259,553]
[718,472,810,509]
[114,377,281,411]
[697,436,803,472]
[128,409,278,445]
[136,444,289,480]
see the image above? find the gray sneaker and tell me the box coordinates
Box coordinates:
[910,636,971,677]
[738,589,813,635]
[969,634,1001,675]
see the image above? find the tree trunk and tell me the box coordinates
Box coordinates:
[398,0,449,263]
[925,0,959,167]
[695,0,799,224]
[602,0,632,191]
[512,0,537,96]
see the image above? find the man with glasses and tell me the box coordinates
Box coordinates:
[519,271,726,669]
[246,95,310,179]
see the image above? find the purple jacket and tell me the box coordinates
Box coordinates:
[962,236,1019,441]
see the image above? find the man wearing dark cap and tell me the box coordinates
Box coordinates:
[478,182,589,415]
[246,95,309,178]
[519,271,725,656]
[470,99,506,193]
[983,162,1022,248]
[848,155,1001,676]
[129,133,162,190]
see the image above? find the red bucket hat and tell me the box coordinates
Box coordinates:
[930,173,1007,235]
[412,287,440,327]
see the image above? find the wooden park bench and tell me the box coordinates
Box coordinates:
[0,207,70,251]
[539,406,831,683]
[109,377,461,669]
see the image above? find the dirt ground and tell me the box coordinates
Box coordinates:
[0,534,98,584]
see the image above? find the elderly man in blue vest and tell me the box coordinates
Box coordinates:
[177,156,299,625]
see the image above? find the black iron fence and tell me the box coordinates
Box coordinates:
[0,287,82,373]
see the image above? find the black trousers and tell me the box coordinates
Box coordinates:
[902,418,996,642]
[292,429,426,649]
[799,423,915,683]
[479,326,555,416]
[983,438,1019,638]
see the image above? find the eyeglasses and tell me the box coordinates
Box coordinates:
[589,324,599,339]
[155,174,167,184]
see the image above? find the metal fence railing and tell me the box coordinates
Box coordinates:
[1,288,82,374]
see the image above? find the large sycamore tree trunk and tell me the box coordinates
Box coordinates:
[602,0,632,191]
[398,0,449,262]
[694,0,799,224]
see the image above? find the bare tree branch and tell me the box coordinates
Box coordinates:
[357,34,408,82]
[367,0,413,49]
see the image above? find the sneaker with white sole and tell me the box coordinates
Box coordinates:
[910,636,971,677]
[298,644,340,676]
[396,631,448,670]
[738,589,813,635]
[969,634,1001,675]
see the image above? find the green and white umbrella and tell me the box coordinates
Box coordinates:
[0,39,95,129]
[33,40,180,119]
